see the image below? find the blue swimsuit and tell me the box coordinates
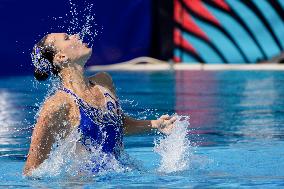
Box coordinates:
[60,86,123,159]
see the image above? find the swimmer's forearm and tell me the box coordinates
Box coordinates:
[123,114,178,135]
[123,116,156,135]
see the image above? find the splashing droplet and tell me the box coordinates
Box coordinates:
[154,115,195,173]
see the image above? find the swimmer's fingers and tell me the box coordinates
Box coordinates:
[161,115,177,127]
[160,122,175,135]
[158,118,177,134]
[153,115,178,134]
[169,116,177,124]
[160,114,170,120]
[160,114,178,121]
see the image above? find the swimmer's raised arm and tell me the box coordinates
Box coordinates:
[89,72,177,135]
[23,94,72,176]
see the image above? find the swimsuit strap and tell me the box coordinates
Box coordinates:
[60,87,79,99]
[104,92,116,101]
[95,85,117,102]
[59,87,120,110]
[59,87,93,109]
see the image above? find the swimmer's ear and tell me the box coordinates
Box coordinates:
[53,52,68,64]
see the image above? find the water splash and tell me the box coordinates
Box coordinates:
[67,0,98,44]
[31,129,130,179]
[154,115,194,173]
[119,98,162,120]
[50,0,99,47]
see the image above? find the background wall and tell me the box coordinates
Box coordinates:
[173,0,284,63]
[1,0,284,77]
[0,0,152,76]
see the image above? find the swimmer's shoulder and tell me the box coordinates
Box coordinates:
[88,72,116,95]
[40,91,74,114]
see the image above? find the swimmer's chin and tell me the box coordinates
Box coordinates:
[86,48,92,59]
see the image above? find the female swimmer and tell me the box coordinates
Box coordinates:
[23,33,177,176]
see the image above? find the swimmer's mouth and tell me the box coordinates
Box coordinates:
[78,38,89,48]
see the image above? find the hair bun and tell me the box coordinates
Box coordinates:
[34,68,50,81]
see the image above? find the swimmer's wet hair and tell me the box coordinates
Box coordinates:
[32,35,61,81]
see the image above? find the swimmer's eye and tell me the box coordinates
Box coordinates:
[64,35,70,40]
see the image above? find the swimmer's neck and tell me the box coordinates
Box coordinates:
[59,64,90,94]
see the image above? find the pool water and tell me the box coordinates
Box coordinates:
[0,70,284,188]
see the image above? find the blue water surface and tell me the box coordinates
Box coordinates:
[0,70,284,188]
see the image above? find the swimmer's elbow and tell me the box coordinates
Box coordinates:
[23,142,46,177]
[24,153,51,178]
[23,166,32,177]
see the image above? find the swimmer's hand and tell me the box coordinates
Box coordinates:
[151,114,177,135]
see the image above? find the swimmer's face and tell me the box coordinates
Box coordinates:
[45,33,92,66]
